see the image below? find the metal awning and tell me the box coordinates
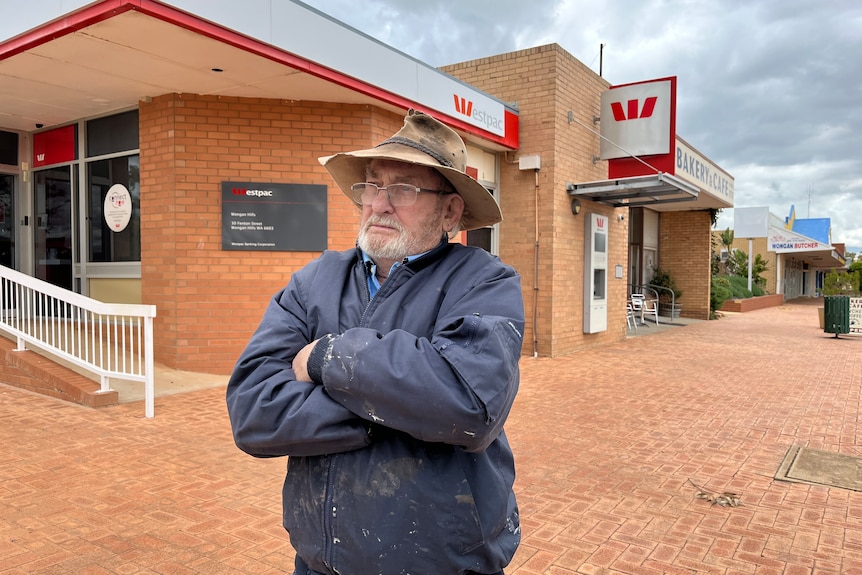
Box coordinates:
[566,172,700,208]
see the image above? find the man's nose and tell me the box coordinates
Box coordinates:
[370,188,394,211]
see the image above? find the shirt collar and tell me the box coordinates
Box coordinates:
[362,250,426,299]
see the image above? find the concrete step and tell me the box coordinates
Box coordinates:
[0,337,119,408]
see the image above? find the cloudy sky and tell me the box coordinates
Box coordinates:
[300,0,862,255]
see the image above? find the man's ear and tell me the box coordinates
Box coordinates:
[443,194,465,232]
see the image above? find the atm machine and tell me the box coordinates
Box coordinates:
[583,212,608,333]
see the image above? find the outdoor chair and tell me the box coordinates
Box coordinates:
[629,294,647,327]
[634,293,660,325]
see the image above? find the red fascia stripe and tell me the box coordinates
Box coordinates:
[0,0,138,58]
[133,1,519,149]
[0,0,518,149]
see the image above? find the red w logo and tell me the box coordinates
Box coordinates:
[453,94,473,116]
[597,218,605,228]
[232,188,247,195]
[610,96,658,121]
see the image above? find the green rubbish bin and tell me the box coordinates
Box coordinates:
[823,295,850,337]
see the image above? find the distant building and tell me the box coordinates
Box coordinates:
[714,205,846,298]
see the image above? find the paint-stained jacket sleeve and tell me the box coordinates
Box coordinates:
[317,256,524,453]
[226,276,371,458]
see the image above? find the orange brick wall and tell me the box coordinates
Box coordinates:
[136,48,716,372]
[658,211,712,320]
[444,45,630,357]
[720,293,784,312]
[139,95,402,372]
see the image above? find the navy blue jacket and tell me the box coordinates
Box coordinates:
[227,239,524,574]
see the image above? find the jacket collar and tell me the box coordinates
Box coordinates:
[355,234,454,275]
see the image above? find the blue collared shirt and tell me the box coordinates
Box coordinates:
[362,250,425,299]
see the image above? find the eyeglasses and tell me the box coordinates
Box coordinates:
[350,182,456,207]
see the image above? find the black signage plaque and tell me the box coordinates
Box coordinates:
[222,181,327,251]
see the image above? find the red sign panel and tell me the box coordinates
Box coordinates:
[600,77,677,178]
[32,125,76,168]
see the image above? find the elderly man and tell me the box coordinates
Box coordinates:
[227,110,524,575]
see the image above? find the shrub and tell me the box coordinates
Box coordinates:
[727,250,769,290]
[649,266,682,302]
[711,276,732,317]
[725,274,753,299]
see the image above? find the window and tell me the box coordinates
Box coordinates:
[86,110,139,157]
[87,155,140,262]
[466,227,492,252]
[0,131,17,166]
[0,174,14,267]
[84,110,140,264]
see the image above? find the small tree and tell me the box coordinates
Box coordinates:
[850,260,862,292]
[719,228,734,256]
[710,233,722,276]
[847,260,862,292]
[725,248,746,276]
[751,254,769,290]
[717,228,734,275]
[823,270,859,296]
[728,250,769,290]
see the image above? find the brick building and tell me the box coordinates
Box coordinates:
[0,1,733,376]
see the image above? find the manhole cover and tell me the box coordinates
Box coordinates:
[775,445,862,491]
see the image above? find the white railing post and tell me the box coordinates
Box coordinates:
[144,315,155,419]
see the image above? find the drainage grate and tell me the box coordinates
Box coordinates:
[775,445,862,491]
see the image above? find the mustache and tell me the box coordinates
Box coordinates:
[362,214,405,233]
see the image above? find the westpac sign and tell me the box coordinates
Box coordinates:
[600,77,675,161]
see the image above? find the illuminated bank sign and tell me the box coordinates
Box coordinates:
[417,66,506,137]
[600,77,675,160]
[675,138,734,204]
[451,92,504,134]
[222,181,327,251]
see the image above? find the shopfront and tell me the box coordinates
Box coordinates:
[2,1,734,375]
[0,0,521,372]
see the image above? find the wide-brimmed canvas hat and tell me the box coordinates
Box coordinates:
[319,109,502,230]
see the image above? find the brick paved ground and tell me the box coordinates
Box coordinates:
[2,298,861,574]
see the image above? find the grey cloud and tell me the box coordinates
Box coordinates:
[299,0,862,253]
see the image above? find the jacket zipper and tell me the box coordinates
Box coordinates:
[322,454,341,574]
[359,259,406,326]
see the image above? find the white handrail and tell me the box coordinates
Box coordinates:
[0,265,158,417]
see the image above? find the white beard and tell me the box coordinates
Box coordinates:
[358,209,443,262]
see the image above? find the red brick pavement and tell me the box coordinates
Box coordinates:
[2,298,861,574]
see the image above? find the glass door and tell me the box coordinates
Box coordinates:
[34,167,74,290]
[0,174,14,268]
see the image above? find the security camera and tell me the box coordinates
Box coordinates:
[35,123,44,129]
